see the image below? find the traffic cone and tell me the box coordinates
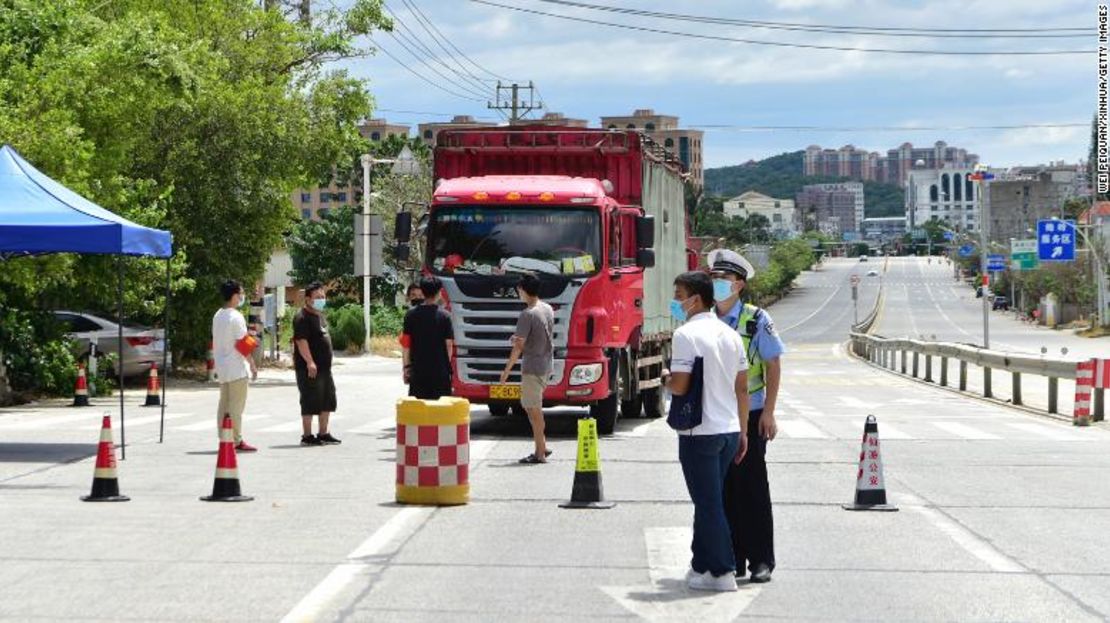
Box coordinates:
[843,415,898,512]
[143,363,161,407]
[200,414,253,502]
[72,364,90,407]
[206,341,216,383]
[81,415,129,502]
[559,418,615,509]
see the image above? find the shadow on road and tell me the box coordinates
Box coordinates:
[0,442,96,463]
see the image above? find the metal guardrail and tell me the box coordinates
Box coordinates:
[848,332,1106,421]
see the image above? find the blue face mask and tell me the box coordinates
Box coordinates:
[670,298,688,323]
[713,279,734,301]
[312,298,327,311]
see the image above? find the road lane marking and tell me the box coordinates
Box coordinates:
[901,493,1025,573]
[78,412,193,430]
[1006,422,1091,441]
[281,439,498,622]
[873,423,912,440]
[174,413,271,432]
[777,419,830,439]
[779,284,843,334]
[601,527,762,622]
[931,421,1001,440]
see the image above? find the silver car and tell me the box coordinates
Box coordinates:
[53,311,170,378]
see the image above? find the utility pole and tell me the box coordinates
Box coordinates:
[488,82,542,124]
[971,165,995,348]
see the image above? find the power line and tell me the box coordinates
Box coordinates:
[384,28,491,98]
[399,0,498,86]
[470,0,1093,56]
[405,0,516,82]
[536,0,1089,39]
[686,122,1088,132]
[384,2,492,94]
[384,10,491,97]
[370,40,485,102]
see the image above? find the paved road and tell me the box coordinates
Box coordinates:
[3,258,1110,621]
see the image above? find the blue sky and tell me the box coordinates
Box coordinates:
[340,0,1095,171]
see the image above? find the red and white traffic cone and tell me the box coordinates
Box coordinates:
[843,415,897,512]
[206,341,216,383]
[72,364,90,407]
[1074,360,1096,427]
[81,415,129,502]
[200,414,253,502]
[143,363,161,407]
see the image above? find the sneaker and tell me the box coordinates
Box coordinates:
[685,568,706,586]
[317,432,342,445]
[235,441,257,453]
[688,571,737,592]
[300,434,322,447]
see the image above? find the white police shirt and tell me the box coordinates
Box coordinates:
[670,311,748,436]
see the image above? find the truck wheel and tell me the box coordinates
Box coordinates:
[642,387,665,419]
[510,403,527,418]
[591,392,619,435]
[489,403,510,417]
[621,396,642,419]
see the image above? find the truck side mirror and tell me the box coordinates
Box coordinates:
[636,215,655,249]
[395,211,413,243]
[636,249,656,269]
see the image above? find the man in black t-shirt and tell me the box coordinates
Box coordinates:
[400,277,455,399]
[293,282,341,446]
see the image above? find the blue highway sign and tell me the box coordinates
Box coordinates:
[1036,219,1076,262]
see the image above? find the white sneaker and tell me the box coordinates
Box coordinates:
[688,571,737,592]
[685,568,705,587]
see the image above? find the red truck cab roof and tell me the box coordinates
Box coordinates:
[433,175,610,205]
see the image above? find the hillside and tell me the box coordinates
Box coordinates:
[705,151,905,218]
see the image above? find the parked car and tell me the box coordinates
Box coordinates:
[866,270,879,277]
[52,311,169,378]
[991,296,1010,311]
[859,256,868,262]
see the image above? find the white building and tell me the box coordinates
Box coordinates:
[723,191,797,237]
[905,167,983,233]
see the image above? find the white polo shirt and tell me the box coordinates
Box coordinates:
[670,311,747,436]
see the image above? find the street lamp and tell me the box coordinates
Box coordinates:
[969,164,995,349]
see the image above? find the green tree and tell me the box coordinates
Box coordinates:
[0,0,392,359]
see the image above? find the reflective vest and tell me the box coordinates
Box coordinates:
[730,303,765,395]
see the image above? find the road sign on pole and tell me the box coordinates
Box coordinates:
[986,254,1006,272]
[1010,238,1038,271]
[958,244,975,258]
[1037,219,1076,262]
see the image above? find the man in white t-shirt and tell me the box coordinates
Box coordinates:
[212,279,258,452]
[666,271,750,592]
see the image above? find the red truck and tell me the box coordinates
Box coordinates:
[416,127,691,433]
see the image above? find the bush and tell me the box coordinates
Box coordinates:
[0,307,78,397]
[325,304,366,352]
[371,305,406,337]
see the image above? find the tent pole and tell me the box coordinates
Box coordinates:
[159,256,170,443]
[117,256,125,459]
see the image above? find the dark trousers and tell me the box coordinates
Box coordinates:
[409,376,451,400]
[678,432,740,577]
[725,408,775,572]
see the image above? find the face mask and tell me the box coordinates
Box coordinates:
[312,298,327,311]
[670,298,689,323]
[410,299,424,308]
[713,279,735,301]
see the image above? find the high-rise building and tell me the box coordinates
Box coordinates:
[805,141,978,185]
[600,109,704,189]
[904,166,982,233]
[417,115,496,147]
[796,182,864,238]
[292,118,411,221]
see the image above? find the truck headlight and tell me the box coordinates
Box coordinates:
[569,363,603,386]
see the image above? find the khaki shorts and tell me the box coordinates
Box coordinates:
[520,374,548,409]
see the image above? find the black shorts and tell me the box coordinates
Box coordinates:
[409,376,452,400]
[296,367,337,415]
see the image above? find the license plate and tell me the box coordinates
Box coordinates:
[489,384,521,400]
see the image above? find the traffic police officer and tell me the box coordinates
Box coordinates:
[709,249,786,584]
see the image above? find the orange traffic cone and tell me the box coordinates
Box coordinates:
[200,414,253,502]
[206,341,216,383]
[72,364,90,407]
[843,415,898,512]
[143,363,161,407]
[81,415,129,502]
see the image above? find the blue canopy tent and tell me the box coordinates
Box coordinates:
[0,144,173,457]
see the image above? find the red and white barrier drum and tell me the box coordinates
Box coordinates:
[396,397,470,506]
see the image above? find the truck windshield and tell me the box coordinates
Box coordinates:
[428,206,601,276]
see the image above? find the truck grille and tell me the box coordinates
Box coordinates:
[443,281,578,387]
